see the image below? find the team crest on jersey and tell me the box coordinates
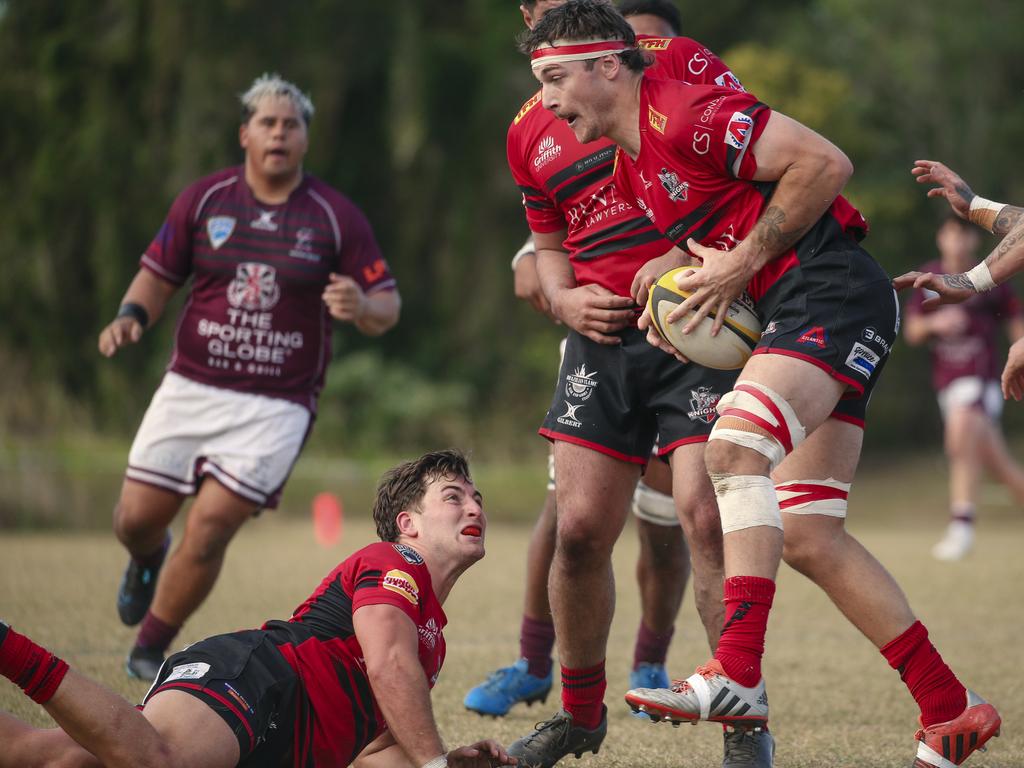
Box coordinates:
[638,37,671,51]
[556,400,584,429]
[648,105,668,134]
[725,112,754,150]
[565,364,598,401]
[534,135,562,169]
[714,71,745,92]
[687,386,722,424]
[418,617,440,650]
[227,262,281,311]
[289,227,318,262]
[514,92,542,125]
[251,209,279,232]
[658,168,689,202]
[383,569,420,606]
[206,216,236,250]
[393,543,424,565]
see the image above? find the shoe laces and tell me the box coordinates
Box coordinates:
[522,712,573,748]
[723,727,763,764]
[670,663,719,694]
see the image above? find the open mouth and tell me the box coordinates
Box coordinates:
[461,524,482,538]
[266,148,288,159]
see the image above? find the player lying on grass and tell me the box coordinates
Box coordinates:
[0,450,514,768]
[894,159,1024,399]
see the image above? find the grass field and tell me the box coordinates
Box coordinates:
[0,455,1022,767]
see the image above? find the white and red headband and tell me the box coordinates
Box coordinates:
[530,38,632,70]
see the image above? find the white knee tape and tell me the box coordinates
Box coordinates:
[709,380,806,471]
[631,480,679,527]
[710,474,783,533]
[546,452,556,491]
[776,478,851,518]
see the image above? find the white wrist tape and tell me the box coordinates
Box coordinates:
[964,261,996,292]
[421,756,448,768]
[968,196,1006,233]
[511,237,536,271]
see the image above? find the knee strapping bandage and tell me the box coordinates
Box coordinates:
[776,478,851,518]
[631,480,679,527]
[709,381,806,471]
[709,473,783,533]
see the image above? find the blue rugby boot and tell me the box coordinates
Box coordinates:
[464,658,553,717]
[628,663,670,718]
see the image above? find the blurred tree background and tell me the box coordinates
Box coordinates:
[2,0,1024,465]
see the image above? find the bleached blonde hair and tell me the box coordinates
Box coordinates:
[240,73,315,126]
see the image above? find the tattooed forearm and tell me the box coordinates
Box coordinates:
[989,218,1024,270]
[748,205,810,261]
[993,205,1024,236]
[943,273,976,292]
[954,182,976,207]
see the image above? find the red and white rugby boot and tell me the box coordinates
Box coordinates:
[625,659,768,728]
[913,690,1001,767]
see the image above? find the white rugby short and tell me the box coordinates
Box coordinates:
[126,372,311,508]
[937,376,1003,421]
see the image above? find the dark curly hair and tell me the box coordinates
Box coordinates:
[518,0,651,73]
[617,0,681,35]
[373,450,473,542]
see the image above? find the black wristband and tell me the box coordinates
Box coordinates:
[116,302,149,329]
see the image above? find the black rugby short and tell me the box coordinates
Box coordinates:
[540,327,739,462]
[143,630,299,766]
[753,226,898,427]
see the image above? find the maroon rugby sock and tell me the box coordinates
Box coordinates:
[881,620,966,727]
[713,576,775,688]
[633,620,673,669]
[0,623,69,704]
[135,611,180,653]
[561,660,606,730]
[520,615,555,678]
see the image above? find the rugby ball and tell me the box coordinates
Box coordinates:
[646,266,761,370]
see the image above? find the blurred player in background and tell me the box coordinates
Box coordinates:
[464,0,692,723]
[903,215,1024,560]
[520,4,1002,767]
[97,74,400,681]
[0,451,514,768]
[895,160,1024,399]
[502,2,776,767]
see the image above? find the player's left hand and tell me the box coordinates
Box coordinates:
[447,740,517,767]
[1002,337,1024,401]
[629,247,694,306]
[322,273,367,323]
[668,238,754,336]
[891,270,975,308]
[637,307,689,363]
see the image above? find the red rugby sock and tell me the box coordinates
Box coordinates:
[713,576,775,688]
[881,620,966,727]
[0,623,69,704]
[561,660,606,730]
[520,615,555,678]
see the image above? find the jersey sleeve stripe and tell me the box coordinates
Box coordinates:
[140,255,187,285]
[307,189,343,253]
[524,197,556,211]
[191,176,239,225]
[552,165,613,205]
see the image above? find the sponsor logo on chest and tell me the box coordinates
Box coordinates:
[534,135,562,170]
[227,263,281,312]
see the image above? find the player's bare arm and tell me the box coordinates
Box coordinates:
[97,269,179,358]
[355,604,514,768]
[322,274,401,336]
[673,112,852,334]
[533,229,635,345]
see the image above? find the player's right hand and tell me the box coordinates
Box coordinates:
[911,160,973,220]
[638,307,690,363]
[513,252,556,321]
[447,740,516,768]
[551,284,635,345]
[98,316,143,357]
[1002,337,1024,401]
[891,270,975,307]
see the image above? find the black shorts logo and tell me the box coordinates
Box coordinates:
[556,401,584,429]
[687,387,722,424]
[565,364,599,401]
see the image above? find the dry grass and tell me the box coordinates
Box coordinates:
[0,474,1021,766]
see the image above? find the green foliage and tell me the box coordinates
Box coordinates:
[2,0,1024,453]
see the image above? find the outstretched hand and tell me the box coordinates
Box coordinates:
[1002,338,1024,401]
[911,160,973,220]
[891,270,975,308]
[448,740,516,768]
[97,316,143,358]
[667,238,752,336]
